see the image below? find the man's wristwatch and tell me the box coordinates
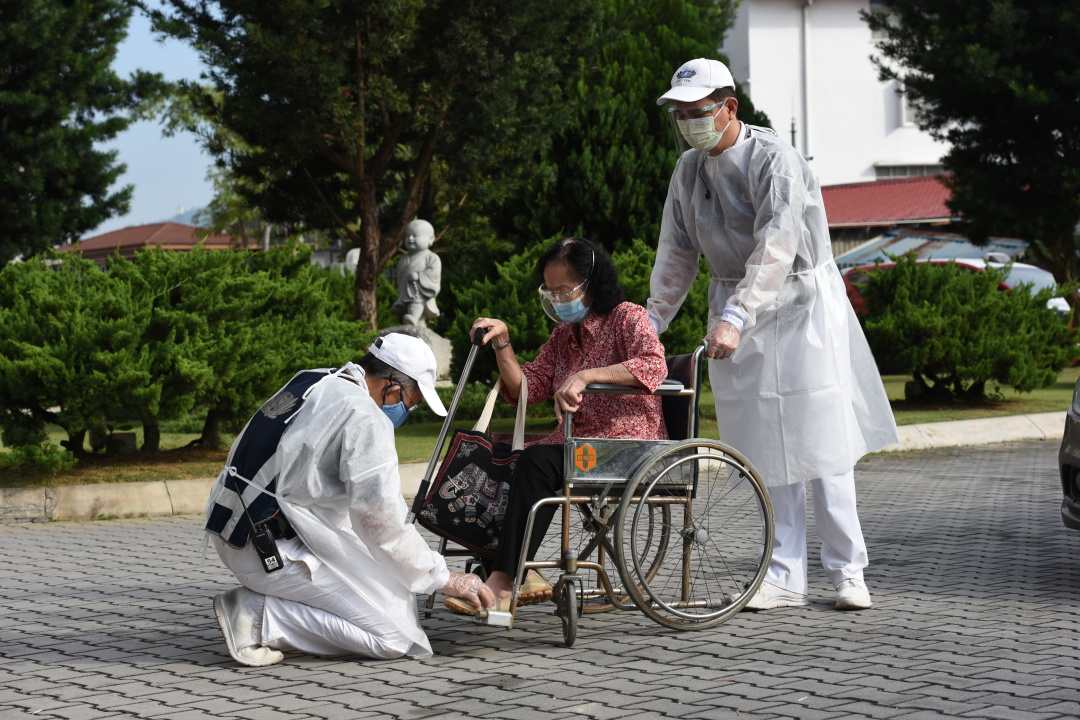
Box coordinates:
[491,338,511,350]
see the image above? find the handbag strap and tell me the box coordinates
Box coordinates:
[472,375,529,451]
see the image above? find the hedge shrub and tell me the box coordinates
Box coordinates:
[0,246,368,456]
[859,255,1075,400]
[0,443,76,477]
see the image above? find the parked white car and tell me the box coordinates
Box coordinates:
[962,258,1070,315]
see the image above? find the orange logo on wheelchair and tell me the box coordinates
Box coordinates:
[574,444,597,472]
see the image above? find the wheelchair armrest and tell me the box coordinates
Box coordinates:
[583,379,691,397]
[583,382,641,395]
[655,379,692,397]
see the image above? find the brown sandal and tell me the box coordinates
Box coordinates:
[518,570,553,605]
[443,571,554,616]
[443,596,488,616]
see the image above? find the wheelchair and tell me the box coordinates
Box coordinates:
[409,334,775,647]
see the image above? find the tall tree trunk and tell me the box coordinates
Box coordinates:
[62,429,87,458]
[142,418,161,453]
[354,180,381,329]
[354,228,380,330]
[199,407,226,451]
[354,269,380,330]
[961,378,985,401]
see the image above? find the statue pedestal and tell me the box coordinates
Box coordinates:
[380,325,453,381]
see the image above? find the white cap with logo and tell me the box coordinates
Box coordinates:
[656,58,735,106]
[368,333,448,416]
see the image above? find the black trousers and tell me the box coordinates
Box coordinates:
[491,443,565,576]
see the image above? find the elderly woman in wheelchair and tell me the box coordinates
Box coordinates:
[461,237,669,614]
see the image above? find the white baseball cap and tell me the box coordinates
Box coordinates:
[368,333,447,416]
[656,58,735,106]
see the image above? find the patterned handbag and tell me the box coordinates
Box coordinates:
[416,376,528,555]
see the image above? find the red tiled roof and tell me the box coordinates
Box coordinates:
[822,175,954,228]
[63,222,234,256]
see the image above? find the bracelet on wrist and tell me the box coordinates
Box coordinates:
[491,338,511,350]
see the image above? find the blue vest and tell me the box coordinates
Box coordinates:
[205,369,331,547]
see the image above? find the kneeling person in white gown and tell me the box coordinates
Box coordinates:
[204,333,494,666]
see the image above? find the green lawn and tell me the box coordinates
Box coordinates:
[4,367,1076,487]
[0,426,231,489]
[37,427,209,453]
[0,446,225,489]
[394,416,560,464]
[883,366,1079,425]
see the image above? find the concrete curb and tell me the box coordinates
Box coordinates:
[881,411,1065,453]
[1,411,1066,524]
[0,478,215,524]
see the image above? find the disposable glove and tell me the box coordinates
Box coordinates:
[441,572,495,612]
[705,321,741,359]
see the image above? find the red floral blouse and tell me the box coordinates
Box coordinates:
[513,301,668,445]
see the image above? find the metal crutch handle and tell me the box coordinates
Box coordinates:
[406,327,489,523]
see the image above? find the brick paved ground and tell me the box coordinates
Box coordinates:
[1,440,1077,720]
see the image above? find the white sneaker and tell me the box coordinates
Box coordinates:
[742,581,809,611]
[834,578,872,610]
[213,587,284,667]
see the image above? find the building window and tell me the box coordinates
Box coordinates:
[874,164,944,179]
[896,82,926,127]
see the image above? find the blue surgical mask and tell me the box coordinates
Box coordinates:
[380,384,412,429]
[381,401,410,429]
[551,297,589,323]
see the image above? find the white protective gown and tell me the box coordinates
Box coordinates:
[206,364,449,658]
[648,124,898,487]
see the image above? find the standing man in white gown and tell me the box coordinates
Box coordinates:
[647,59,898,611]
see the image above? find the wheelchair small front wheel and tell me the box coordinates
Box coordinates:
[614,440,774,631]
[555,575,581,647]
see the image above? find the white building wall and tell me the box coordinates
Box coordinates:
[743,0,804,153]
[722,0,949,186]
[724,1,752,98]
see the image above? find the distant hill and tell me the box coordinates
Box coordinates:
[164,207,208,226]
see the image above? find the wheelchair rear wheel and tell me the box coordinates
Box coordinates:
[613,440,774,630]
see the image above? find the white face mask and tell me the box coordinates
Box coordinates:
[676,108,732,152]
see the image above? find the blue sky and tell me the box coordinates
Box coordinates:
[88,10,213,236]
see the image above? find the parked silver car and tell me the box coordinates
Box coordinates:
[1057,377,1080,529]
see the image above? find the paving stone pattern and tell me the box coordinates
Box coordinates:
[1,440,1078,720]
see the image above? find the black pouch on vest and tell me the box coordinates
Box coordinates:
[250,524,284,573]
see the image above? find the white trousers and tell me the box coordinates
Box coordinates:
[212,535,416,660]
[764,470,868,594]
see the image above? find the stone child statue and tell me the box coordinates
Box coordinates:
[392,219,441,327]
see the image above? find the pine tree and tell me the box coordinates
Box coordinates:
[484,0,769,253]
[434,0,762,342]
[864,2,1080,280]
[0,1,162,264]
[148,0,595,329]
